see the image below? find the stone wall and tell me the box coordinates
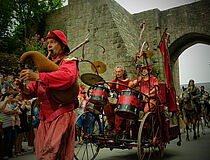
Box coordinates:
[44,0,210,96]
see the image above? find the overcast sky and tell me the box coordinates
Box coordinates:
[64,0,210,85]
[115,0,199,13]
[179,44,210,84]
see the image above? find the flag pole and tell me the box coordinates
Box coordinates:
[159,29,182,145]
[157,28,167,48]
[164,30,182,146]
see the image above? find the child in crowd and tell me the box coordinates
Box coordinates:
[2,75,14,94]
[78,83,87,98]
[31,98,40,152]
[77,90,87,144]
[10,99,21,129]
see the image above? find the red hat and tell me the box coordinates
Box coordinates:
[46,30,70,53]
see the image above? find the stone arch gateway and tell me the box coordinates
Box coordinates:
[169,32,210,64]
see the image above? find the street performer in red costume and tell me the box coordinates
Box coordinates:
[131,66,159,113]
[104,66,132,133]
[15,30,78,160]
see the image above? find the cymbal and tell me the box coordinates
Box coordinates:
[91,61,107,74]
[80,73,104,86]
[140,50,154,59]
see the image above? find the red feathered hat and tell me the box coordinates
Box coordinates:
[46,30,70,53]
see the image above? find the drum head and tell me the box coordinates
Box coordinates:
[115,104,138,120]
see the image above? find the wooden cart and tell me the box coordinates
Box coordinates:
[74,82,181,160]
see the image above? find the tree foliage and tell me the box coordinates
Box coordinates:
[0,0,66,54]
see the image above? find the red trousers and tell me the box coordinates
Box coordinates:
[104,104,127,132]
[36,111,75,160]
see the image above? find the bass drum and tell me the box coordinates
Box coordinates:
[89,84,109,106]
[115,90,142,119]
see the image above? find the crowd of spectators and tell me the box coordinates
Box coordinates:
[0,74,40,160]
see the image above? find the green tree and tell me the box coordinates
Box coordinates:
[0,0,14,37]
[0,0,66,54]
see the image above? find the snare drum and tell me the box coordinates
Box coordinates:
[115,90,142,119]
[89,84,109,105]
[85,101,102,115]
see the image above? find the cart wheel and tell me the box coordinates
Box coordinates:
[137,112,163,160]
[74,111,100,160]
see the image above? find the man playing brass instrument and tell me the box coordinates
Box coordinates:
[15,30,78,160]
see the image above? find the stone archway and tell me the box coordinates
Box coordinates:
[169,32,210,95]
[169,32,210,65]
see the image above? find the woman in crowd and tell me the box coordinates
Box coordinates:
[0,92,20,159]
[15,93,30,156]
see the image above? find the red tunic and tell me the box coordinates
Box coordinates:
[139,76,159,113]
[139,76,159,97]
[110,78,132,93]
[22,56,78,160]
[23,57,79,122]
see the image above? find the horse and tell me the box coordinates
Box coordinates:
[198,91,209,134]
[182,90,199,141]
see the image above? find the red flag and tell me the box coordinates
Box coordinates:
[159,30,176,111]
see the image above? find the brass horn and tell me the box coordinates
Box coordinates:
[20,51,59,72]
[20,51,79,104]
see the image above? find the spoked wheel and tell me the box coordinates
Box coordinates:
[74,111,100,160]
[137,112,163,160]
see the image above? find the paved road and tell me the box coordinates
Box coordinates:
[88,127,210,160]
[13,127,210,160]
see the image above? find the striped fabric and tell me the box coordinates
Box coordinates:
[0,103,12,128]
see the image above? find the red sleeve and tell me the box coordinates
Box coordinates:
[38,60,79,90]
[22,81,37,100]
[151,77,159,88]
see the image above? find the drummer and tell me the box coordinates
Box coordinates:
[131,65,159,113]
[104,66,132,133]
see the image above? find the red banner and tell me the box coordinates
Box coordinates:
[159,31,176,111]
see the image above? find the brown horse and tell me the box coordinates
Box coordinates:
[198,92,209,135]
[182,91,199,141]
